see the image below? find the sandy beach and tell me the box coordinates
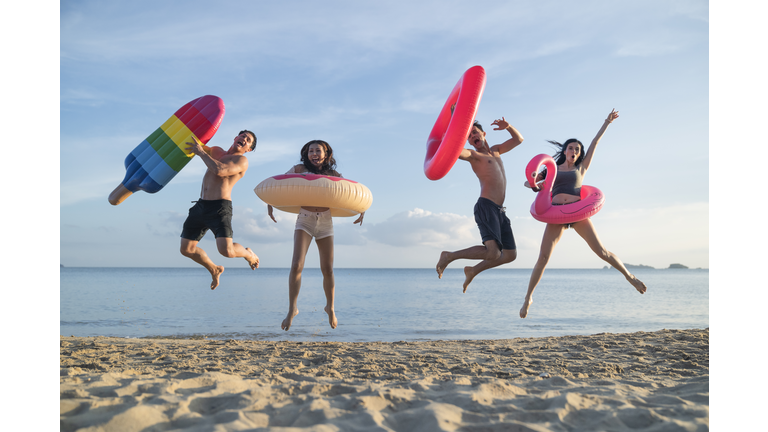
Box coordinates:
[60,328,708,431]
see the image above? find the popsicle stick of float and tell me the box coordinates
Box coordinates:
[424,65,486,180]
[108,95,226,205]
[525,153,605,225]
[254,173,373,217]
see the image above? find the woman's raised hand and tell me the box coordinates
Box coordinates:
[606,109,619,123]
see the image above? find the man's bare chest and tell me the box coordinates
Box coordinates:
[471,154,504,173]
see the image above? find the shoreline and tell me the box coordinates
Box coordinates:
[61,328,708,430]
[61,266,710,270]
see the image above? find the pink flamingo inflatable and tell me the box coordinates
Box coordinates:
[525,153,605,225]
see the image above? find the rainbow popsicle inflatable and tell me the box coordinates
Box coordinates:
[108,95,225,205]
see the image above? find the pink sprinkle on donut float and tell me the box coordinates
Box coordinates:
[424,65,487,180]
[254,173,372,217]
[525,154,605,225]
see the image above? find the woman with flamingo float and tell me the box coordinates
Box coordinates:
[520,109,647,319]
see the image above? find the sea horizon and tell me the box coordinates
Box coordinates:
[61,267,709,342]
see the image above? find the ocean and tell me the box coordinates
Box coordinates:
[60,267,708,342]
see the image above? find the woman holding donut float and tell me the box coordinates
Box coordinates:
[267,140,364,331]
[520,109,647,319]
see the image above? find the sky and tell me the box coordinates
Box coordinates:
[56,0,711,270]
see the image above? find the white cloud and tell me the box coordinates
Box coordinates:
[231,207,483,250]
[364,208,478,248]
[147,211,188,238]
[233,206,368,247]
[332,220,369,246]
[235,206,296,244]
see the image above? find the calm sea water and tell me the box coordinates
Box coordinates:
[60,267,708,342]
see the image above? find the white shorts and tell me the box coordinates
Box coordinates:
[295,208,334,239]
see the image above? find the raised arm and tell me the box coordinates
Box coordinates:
[268,165,303,222]
[186,139,249,177]
[580,109,619,172]
[457,147,474,161]
[489,117,524,154]
[207,146,227,159]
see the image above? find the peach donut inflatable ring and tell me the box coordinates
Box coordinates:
[424,65,487,180]
[255,173,373,217]
[526,154,605,225]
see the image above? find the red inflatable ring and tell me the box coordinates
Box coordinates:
[424,65,487,180]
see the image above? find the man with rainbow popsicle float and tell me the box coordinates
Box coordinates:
[108,95,259,289]
[179,131,261,290]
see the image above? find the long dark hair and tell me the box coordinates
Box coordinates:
[300,140,340,176]
[540,138,584,179]
[550,138,584,166]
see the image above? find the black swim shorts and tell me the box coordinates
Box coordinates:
[180,199,234,241]
[474,197,516,250]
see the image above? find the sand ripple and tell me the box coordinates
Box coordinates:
[61,328,708,431]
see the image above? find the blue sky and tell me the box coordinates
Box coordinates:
[57,0,710,269]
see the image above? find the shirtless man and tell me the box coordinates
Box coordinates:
[180,130,260,289]
[436,118,524,292]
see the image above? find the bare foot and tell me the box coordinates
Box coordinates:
[463,266,477,293]
[210,266,225,290]
[628,275,647,294]
[325,306,338,329]
[436,251,451,279]
[520,297,533,318]
[281,308,298,331]
[245,248,259,270]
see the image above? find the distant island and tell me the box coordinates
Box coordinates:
[603,263,655,270]
[627,263,655,269]
[603,263,693,270]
